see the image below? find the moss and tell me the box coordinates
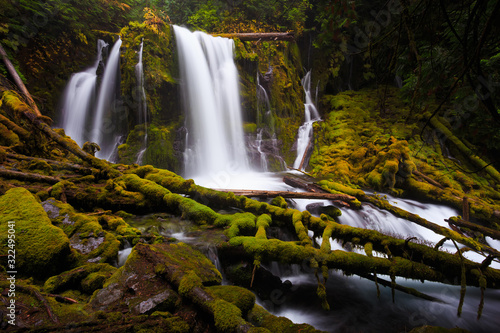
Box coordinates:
[206,285,256,316]
[43,263,116,294]
[178,270,203,297]
[243,122,258,134]
[210,299,244,333]
[271,196,288,209]
[247,304,321,333]
[0,187,71,277]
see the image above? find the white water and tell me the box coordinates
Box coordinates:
[174,25,248,179]
[60,39,107,146]
[171,28,500,331]
[135,39,148,163]
[91,37,122,158]
[293,71,320,170]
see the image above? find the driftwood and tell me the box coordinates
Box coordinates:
[0,43,42,117]
[216,188,356,202]
[212,32,295,41]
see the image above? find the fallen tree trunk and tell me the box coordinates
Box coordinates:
[0,43,42,117]
[0,168,60,184]
[212,32,295,41]
[216,188,356,202]
[447,216,500,241]
[21,111,120,178]
[6,152,95,174]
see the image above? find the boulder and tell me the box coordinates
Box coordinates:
[0,187,72,277]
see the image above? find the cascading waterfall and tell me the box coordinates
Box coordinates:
[174,25,248,179]
[293,71,320,170]
[135,39,148,165]
[60,39,108,146]
[91,37,122,158]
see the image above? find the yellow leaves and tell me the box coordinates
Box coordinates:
[77,32,88,45]
[143,7,170,35]
[118,2,131,11]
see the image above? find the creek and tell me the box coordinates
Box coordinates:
[171,26,500,332]
[62,26,500,332]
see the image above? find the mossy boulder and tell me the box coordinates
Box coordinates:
[41,198,121,265]
[90,242,221,315]
[0,187,72,277]
[43,263,117,295]
[206,285,256,316]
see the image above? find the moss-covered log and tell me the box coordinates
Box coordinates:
[0,44,42,117]
[6,152,95,174]
[216,188,356,203]
[447,216,500,241]
[430,116,500,183]
[0,168,60,183]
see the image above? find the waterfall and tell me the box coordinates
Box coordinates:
[135,39,148,164]
[60,39,107,146]
[91,37,122,158]
[293,71,320,170]
[255,129,268,171]
[173,25,249,179]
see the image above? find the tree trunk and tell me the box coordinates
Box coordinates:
[216,188,356,203]
[0,43,42,117]
[0,168,60,184]
[212,32,295,41]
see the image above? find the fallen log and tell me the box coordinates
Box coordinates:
[212,32,295,41]
[6,152,95,174]
[0,43,42,117]
[446,216,500,241]
[216,188,356,202]
[0,168,60,184]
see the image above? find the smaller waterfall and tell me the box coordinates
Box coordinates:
[255,129,268,171]
[134,39,148,164]
[293,71,320,170]
[60,39,108,146]
[91,37,122,158]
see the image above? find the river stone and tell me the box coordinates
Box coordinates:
[90,242,221,314]
[0,187,71,277]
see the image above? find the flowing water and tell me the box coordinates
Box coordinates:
[60,39,107,146]
[172,26,500,332]
[293,71,321,170]
[135,39,148,164]
[91,37,122,158]
[174,25,249,179]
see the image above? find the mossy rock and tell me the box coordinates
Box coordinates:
[43,263,117,294]
[247,304,325,333]
[40,198,121,264]
[0,187,72,278]
[206,285,256,316]
[90,242,220,315]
